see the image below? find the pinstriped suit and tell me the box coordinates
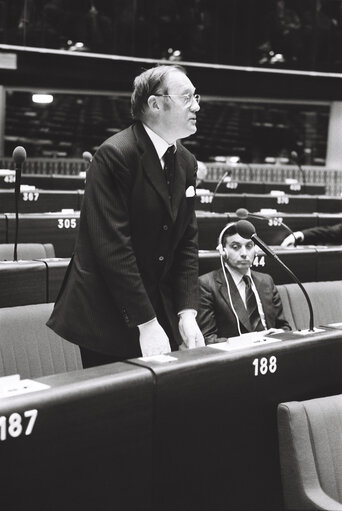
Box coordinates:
[47,122,199,358]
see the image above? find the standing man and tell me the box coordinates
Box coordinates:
[198,222,291,344]
[47,65,204,366]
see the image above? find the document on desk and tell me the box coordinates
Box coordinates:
[209,331,282,351]
[0,374,50,398]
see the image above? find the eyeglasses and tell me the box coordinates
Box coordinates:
[155,93,200,107]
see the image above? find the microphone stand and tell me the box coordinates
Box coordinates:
[12,146,27,261]
[236,219,315,332]
[291,151,306,187]
[210,170,230,213]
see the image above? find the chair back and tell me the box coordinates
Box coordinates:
[278,394,342,510]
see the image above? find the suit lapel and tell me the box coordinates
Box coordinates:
[216,268,251,331]
[252,271,269,329]
[134,123,173,219]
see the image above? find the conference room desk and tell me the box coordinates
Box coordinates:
[0,260,47,307]
[5,212,80,257]
[0,214,6,242]
[200,179,325,195]
[0,189,80,213]
[133,328,342,510]
[2,330,342,511]
[42,257,70,302]
[197,211,319,249]
[0,362,154,511]
[0,171,86,190]
[196,193,342,214]
[316,211,342,226]
[199,245,342,283]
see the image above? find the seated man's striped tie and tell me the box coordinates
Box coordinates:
[243,274,264,331]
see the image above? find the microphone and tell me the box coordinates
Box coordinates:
[236,219,314,332]
[12,146,27,261]
[290,150,306,186]
[236,207,297,245]
[210,170,231,212]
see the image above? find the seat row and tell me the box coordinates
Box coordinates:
[1,245,342,309]
[1,188,341,214]
[1,211,342,259]
[0,279,342,510]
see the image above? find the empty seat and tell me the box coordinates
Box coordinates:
[0,303,82,378]
[278,394,342,510]
[0,243,55,260]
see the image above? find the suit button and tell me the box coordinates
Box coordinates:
[158,256,164,262]
[163,225,168,231]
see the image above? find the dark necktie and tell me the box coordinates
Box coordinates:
[163,146,175,200]
[242,275,264,331]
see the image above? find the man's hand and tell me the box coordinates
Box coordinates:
[280,231,304,247]
[138,318,171,357]
[178,310,205,350]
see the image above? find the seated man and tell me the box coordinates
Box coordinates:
[281,222,342,247]
[198,222,291,344]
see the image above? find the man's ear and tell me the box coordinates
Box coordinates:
[147,95,160,111]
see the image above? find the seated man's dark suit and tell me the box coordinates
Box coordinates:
[198,268,291,344]
[301,222,342,244]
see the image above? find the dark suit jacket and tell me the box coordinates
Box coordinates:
[302,222,342,244]
[198,268,291,344]
[47,122,199,358]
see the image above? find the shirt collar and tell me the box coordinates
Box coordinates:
[142,123,176,161]
[225,263,251,286]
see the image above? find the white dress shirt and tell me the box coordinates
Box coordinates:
[225,264,267,329]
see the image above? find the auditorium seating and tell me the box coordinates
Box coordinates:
[278,394,342,510]
[0,189,81,213]
[199,178,325,195]
[0,173,86,190]
[6,212,79,257]
[196,192,342,214]
[0,243,55,260]
[0,280,341,510]
[0,303,82,378]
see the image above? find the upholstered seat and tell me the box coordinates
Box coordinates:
[0,243,55,260]
[277,280,342,330]
[0,303,82,378]
[278,394,342,510]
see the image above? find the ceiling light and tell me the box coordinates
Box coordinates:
[32,94,53,104]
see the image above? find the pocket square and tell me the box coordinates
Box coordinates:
[185,185,195,197]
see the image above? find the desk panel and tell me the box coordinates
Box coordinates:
[253,247,317,284]
[0,363,154,511]
[315,246,342,281]
[195,193,246,213]
[200,180,325,196]
[0,214,6,242]
[6,213,80,257]
[132,330,342,510]
[316,195,342,213]
[211,212,318,248]
[0,260,47,307]
[246,193,318,214]
[0,174,85,190]
[42,257,70,302]
[199,247,319,284]
[0,190,79,213]
[316,212,342,226]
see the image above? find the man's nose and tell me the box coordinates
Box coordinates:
[190,99,200,112]
[240,247,247,257]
